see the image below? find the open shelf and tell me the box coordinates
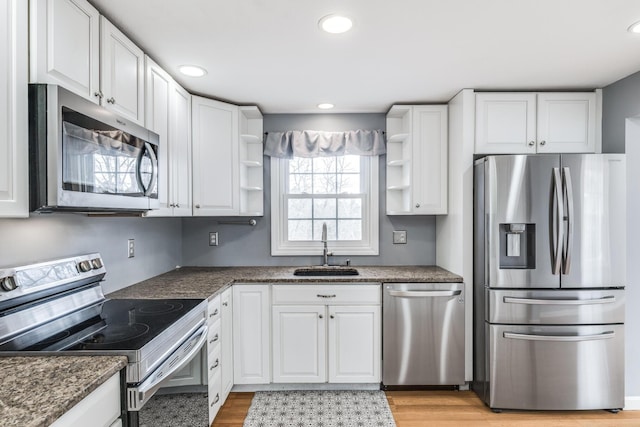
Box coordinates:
[239,106,264,216]
[387,159,409,167]
[240,134,262,144]
[241,160,263,168]
[387,133,409,143]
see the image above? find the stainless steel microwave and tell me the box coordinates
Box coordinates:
[29,84,159,213]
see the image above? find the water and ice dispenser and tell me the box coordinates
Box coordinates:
[499,223,535,269]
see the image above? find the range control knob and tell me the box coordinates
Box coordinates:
[91,258,103,269]
[0,276,17,291]
[77,261,92,273]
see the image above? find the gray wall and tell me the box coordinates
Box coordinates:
[0,215,182,294]
[603,70,640,397]
[181,113,437,266]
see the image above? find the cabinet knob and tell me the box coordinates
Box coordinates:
[169,203,175,207]
[540,140,547,146]
[528,141,535,146]
[107,97,116,104]
[195,204,201,209]
[175,204,180,208]
[330,315,335,319]
[415,203,420,208]
[94,91,103,99]
[223,302,228,306]
[319,314,323,319]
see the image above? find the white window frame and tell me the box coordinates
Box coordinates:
[270,156,379,256]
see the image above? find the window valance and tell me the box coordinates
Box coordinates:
[264,129,385,158]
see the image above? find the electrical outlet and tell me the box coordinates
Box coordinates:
[209,232,219,246]
[393,230,407,244]
[128,239,135,258]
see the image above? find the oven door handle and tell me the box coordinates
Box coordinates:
[128,323,208,411]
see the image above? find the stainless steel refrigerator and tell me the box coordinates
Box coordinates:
[472,154,625,411]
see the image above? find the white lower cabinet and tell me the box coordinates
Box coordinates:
[233,284,271,384]
[50,372,121,427]
[271,284,381,384]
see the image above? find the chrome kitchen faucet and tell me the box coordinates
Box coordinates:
[321,222,333,266]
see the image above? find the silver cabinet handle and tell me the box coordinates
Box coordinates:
[388,290,461,298]
[209,333,219,344]
[175,203,180,208]
[213,393,220,405]
[551,167,563,275]
[169,203,175,207]
[528,141,535,146]
[540,140,546,146]
[562,167,573,274]
[210,359,219,370]
[107,97,115,104]
[212,308,219,316]
[504,331,615,342]
[317,294,336,298]
[503,296,615,305]
[94,91,103,99]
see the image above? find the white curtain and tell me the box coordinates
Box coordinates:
[264,129,385,158]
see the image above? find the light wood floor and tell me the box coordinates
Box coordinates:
[212,391,640,426]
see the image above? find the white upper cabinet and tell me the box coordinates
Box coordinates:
[29,0,100,102]
[475,92,598,154]
[192,96,239,216]
[30,0,145,124]
[386,105,448,215]
[99,17,145,124]
[144,57,191,217]
[0,0,28,218]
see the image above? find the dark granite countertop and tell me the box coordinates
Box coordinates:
[107,265,462,301]
[0,355,127,427]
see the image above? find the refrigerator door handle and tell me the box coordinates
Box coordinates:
[551,168,564,275]
[503,331,615,342]
[388,290,462,298]
[562,167,574,274]
[503,296,616,305]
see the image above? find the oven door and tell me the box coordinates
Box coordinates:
[127,322,208,411]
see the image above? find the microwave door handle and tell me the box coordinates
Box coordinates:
[136,142,158,197]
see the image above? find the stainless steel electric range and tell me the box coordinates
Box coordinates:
[0,253,208,427]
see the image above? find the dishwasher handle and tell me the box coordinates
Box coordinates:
[387,290,462,298]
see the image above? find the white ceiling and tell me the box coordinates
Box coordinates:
[91,0,640,114]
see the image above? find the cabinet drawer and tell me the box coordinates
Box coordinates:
[208,318,221,355]
[208,296,221,323]
[488,289,625,325]
[208,344,222,381]
[272,284,381,305]
[208,370,222,425]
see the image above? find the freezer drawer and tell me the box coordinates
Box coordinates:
[488,324,624,410]
[382,283,465,386]
[488,289,625,325]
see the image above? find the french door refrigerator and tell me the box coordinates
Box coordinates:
[472,154,625,411]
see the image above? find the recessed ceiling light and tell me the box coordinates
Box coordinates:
[317,103,335,110]
[319,14,353,34]
[629,21,640,33]
[179,65,207,77]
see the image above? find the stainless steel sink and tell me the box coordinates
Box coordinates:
[293,267,359,276]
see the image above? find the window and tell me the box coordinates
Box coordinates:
[271,155,379,256]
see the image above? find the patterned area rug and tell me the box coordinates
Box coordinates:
[243,390,397,427]
[139,392,208,427]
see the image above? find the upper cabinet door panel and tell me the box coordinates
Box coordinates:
[0,0,28,217]
[170,83,192,216]
[30,0,100,102]
[475,93,537,154]
[100,16,145,124]
[192,96,239,216]
[536,93,596,154]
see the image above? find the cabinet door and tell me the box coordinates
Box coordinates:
[29,0,100,103]
[144,56,172,216]
[220,288,233,403]
[170,83,193,216]
[272,305,326,383]
[0,0,28,218]
[536,93,596,154]
[412,105,448,214]
[475,93,536,154]
[233,285,270,384]
[192,96,239,216]
[100,16,145,124]
[328,305,381,383]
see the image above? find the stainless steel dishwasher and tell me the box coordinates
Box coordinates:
[382,282,465,387]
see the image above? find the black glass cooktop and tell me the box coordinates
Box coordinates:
[23,298,205,352]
